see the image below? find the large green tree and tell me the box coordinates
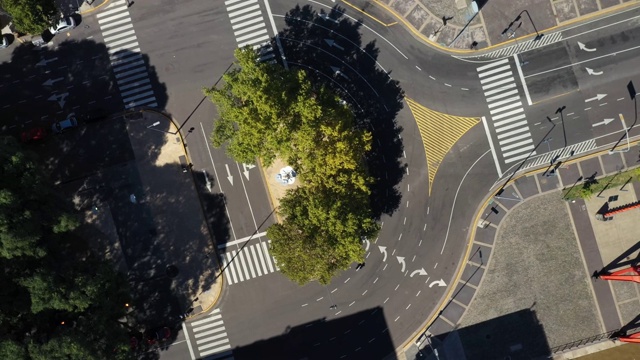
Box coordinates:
[0,137,134,359]
[207,48,379,284]
[0,0,58,34]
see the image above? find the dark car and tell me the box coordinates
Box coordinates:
[21,127,47,142]
[52,115,78,134]
[145,327,171,345]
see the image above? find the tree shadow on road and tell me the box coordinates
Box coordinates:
[275,5,405,218]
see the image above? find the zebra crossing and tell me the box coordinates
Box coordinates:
[455,31,563,60]
[220,240,279,285]
[184,309,234,360]
[478,58,535,172]
[224,0,276,63]
[97,0,157,109]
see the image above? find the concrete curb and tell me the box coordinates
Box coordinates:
[399,137,640,355]
[364,0,640,55]
[79,0,112,15]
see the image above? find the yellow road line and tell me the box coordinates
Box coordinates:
[340,0,397,27]
[406,98,478,195]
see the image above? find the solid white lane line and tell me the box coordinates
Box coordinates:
[479,70,512,84]
[234,23,265,36]
[492,107,523,120]
[498,132,531,145]
[482,77,515,90]
[229,10,262,24]
[493,113,526,127]
[227,0,257,11]
[103,29,136,43]
[232,16,264,30]
[256,243,268,273]
[119,78,150,91]
[487,96,520,109]
[262,242,274,272]
[181,322,196,360]
[484,83,516,97]
[478,65,511,78]
[250,245,262,276]
[238,34,270,48]
[505,151,536,164]
[497,127,529,139]
[123,91,153,103]
[245,248,257,278]
[239,251,251,280]
[495,120,528,133]
[491,102,523,116]
[501,139,532,151]
[476,58,509,72]
[503,145,534,157]
[228,4,260,19]
[514,53,533,106]
[236,28,268,42]
[481,116,502,177]
[121,85,152,98]
[231,250,244,281]
[102,22,133,36]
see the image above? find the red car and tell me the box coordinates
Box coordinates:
[21,127,47,142]
[145,327,171,345]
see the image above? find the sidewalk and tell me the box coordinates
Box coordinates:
[347,0,639,50]
[404,145,640,359]
[125,110,222,318]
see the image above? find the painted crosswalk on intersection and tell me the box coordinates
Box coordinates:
[97,0,158,109]
[478,58,535,175]
[184,309,234,360]
[220,238,279,285]
[224,0,277,63]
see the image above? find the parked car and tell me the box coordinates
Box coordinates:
[50,17,76,35]
[0,34,9,49]
[52,115,78,134]
[145,327,171,345]
[20,127,47,142]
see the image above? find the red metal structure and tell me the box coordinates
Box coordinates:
[596,265,640,283]
[596,265,640,343]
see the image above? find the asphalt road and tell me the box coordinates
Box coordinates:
[2,1,640,360]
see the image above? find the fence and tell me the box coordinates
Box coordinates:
[550,330,618,354]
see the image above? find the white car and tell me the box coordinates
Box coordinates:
[50,17,76,35]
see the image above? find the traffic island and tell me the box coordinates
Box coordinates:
[259,157,302,222]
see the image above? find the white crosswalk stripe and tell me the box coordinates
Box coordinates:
[477,59,535,165]
[225,0,275,64]
[187,309,234,360]
[220,241,277,285]
[455,31,564,61]
[97,0,157,110]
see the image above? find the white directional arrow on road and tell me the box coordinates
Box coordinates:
[397,256,406,273]
[330,66,350,80]
[363,238,370,251]
[429,279,447,288]
[47,92,69,109]
[43,77,64,86]
[378,246,387,262]
[585,67,603,76]
[410,268,428,277]
[324,39,345,50]
[319,13,339,23]
[242,163,255,181]
[577,41,596,52]
[585,94,607,103]
[225,164,234,186]
[592,118,615,127]
[36,57,58,67]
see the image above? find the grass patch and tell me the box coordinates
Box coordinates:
[564,167,640,199]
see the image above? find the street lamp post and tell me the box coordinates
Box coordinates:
[515,10,543,41]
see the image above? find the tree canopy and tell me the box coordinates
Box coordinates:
[0,0,58,35]
[0,136,134,359]
[206,48,379,284]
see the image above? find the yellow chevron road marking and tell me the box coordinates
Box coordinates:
[406,98,479,195]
